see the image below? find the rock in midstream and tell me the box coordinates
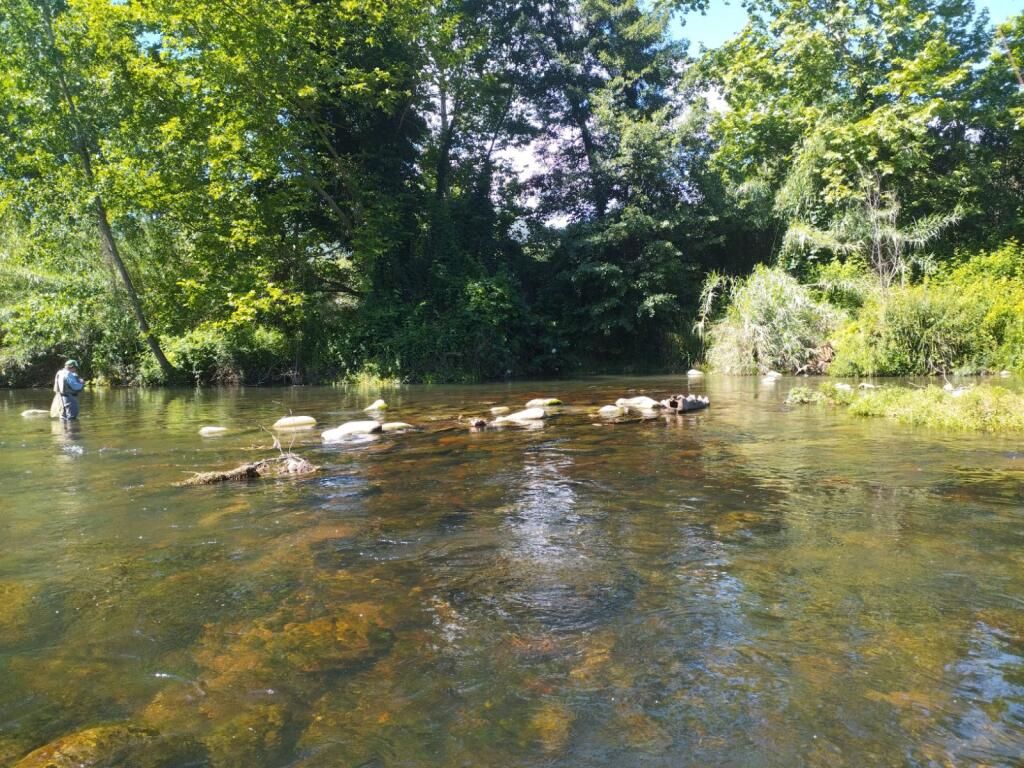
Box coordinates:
[525,397,562,408]
[615,396,662,410]
[493,407,547,424]
[273,415,317,429]
[322,421,383,442]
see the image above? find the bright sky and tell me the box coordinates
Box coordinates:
[677,0,1022,52]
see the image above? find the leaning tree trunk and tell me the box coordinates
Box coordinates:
[37,0,176,381]
[93,194,176,380]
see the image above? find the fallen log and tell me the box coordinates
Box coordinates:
[177,453,319,487]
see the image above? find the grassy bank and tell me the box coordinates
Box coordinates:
[788,383,1024,433]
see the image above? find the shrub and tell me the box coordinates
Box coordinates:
[830,240,1024,376]
[829,286,994,376]
[161,324,291,385]
[701,265,841,374]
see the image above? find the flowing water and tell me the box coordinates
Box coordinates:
[1,376,1023,766]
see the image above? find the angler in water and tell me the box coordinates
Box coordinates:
[51,359,85,420]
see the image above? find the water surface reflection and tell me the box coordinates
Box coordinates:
[1,377,1022,766]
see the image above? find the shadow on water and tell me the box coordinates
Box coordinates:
[1,376,1023,766]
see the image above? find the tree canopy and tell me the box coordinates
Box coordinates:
[0,0,1021,384]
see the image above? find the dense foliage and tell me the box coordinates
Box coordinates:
[0,0,1021,385]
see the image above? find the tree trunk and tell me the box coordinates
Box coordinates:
[93,195,176,380]
[568,95,607,219]
[36,1,176,381]
[436,82,455,200]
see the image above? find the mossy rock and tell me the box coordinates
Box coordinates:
[268,606,394,672]
[204,704,288,768]
[12,724,201,768]
[528,702,574,754]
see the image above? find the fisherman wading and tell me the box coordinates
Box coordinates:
[51,360,85,421]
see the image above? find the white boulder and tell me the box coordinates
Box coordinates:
[381,422,414,432]
[686,369,704,377]
[198,426,228,436]
[490,406,511,415]
[322,421,383,442]
[598,405,624,417]
[494,407,547,423]
[273,415,317,429]
[364,399,388,411]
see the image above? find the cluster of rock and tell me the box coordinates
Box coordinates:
[467,398,563,429]
[194,399,414,444]
[192,390,710,461]
[322,399,414,442]
[598,394,710,417]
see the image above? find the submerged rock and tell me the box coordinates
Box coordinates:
[12,725,168,768]
[20,409,49,418]
[494,407,547,424]
[272,415,317,430]
[615,396,662,410]
[322,421,383,442]
[530,702,575,754]
[205,704,288,768]
[598,405,624,417]
[686,368,704,377]
[490,406,511,415]
[525,397,562,408]
[198,426,228,436]
[364,399,388,411]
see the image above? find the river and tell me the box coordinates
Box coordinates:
[1,376,1022,766]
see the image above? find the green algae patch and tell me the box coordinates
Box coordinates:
[848,385,1024,432]
[0,581,35,647]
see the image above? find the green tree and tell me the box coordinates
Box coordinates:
[701,0,1007,261]
[0,0,176,377]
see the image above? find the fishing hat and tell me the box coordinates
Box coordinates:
[65,359,78,369]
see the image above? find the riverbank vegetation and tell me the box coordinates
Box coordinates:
[0,0,1021,386]
[788,383,1024,432]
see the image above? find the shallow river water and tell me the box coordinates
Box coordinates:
[1,376,1023,766]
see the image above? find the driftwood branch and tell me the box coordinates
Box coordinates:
[177,453,319,487]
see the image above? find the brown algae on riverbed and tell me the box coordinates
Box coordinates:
[1,377,1023,766]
